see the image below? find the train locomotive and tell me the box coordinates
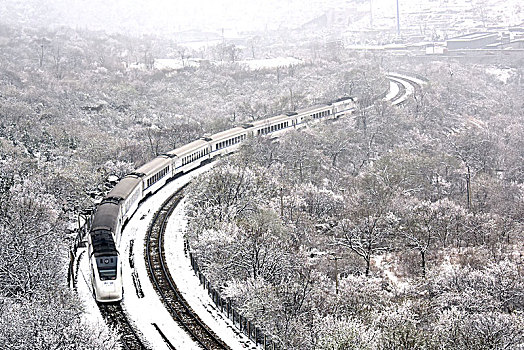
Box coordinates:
[89,96,355,302]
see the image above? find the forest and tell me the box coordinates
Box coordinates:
[0,19,523,349]
[184,51,524,348]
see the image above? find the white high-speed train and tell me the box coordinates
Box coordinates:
[89,97,356,302]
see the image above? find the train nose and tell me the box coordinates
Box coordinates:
[98,281,122,301]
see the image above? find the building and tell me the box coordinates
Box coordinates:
[446,32,498,49]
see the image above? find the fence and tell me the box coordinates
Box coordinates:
[67,208,283,349]
[67,208,94,289]
[189,251,282,350]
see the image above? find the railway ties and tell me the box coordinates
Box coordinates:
[146,187,230,350]
[98,302,148,350]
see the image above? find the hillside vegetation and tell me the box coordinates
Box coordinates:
[186,62,524,349]
[0,23,384,347]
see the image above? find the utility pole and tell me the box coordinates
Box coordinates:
[280,187,284,218]
[466,166,472,209]
[396,0,400,37]
[369,0,373,28]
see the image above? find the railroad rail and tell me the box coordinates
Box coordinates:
[145,186,230,350]
[386,73,425,105]
[98,302,148,350]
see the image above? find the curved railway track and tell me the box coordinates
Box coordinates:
[89,72,423,349]
[145,186,230,350]
[386,73,425,105]
[98,302,148,350]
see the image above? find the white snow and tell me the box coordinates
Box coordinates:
[76,72,417,348]
[78,162,257,349]
[154,58,202,71]
[384,80,400,101]
[387,72,427,87]
[178,39,223,50]
[237,57,304,70]
[373,254,409,292]
[164,197,258,350]
[485,66,514,84]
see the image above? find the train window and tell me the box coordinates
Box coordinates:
[96,256,118,280]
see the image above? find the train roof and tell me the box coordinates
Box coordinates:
[91,201,120,233]
[251,113,292,127]
[166,139,209,157]
[105,175,142,201]
[208,127,246,142]
[332,96,355,103]
[90,230,118,256]
[298,103,332,114]
[134,156,171,176]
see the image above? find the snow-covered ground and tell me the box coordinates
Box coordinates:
[77,162,257,350]
[164,198,257,350]
[486,66,514,84]
[152,56,304,72]
[384,80,400,101]
[236,57,304,70]
[154,58,202,71]
[76,76,405,348]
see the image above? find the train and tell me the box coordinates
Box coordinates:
[89,96,356,302]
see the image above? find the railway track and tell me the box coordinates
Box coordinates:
[386,73,425,105]
[145,186,230,350]
[98,302,148,350]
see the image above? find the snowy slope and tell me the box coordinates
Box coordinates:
[78,163,257,349]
